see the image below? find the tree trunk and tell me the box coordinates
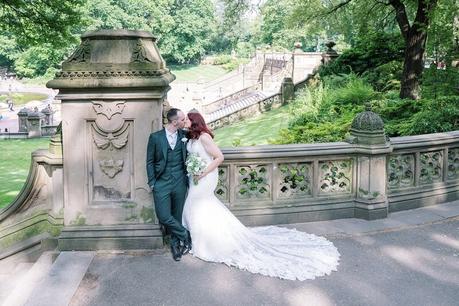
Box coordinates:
[389,0,437,99]
[400,29,428,99]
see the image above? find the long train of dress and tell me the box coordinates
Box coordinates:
[182,138,340,281]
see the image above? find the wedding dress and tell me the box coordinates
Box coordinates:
[182,137,340,281]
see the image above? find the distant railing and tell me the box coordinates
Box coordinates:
[0,132,28,139]
[208,92,281,130]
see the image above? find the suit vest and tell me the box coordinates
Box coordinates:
[162,142,185,181]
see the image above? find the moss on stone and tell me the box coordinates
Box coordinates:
[140,206,155,223]
[0,215,62,250]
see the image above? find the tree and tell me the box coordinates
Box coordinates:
[228,0,458,99]
[388,0,438,99]
[83,0,217,64]
[0,0,85,47]
[292,0,441,99]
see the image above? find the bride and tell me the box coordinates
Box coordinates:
[182,111,340,281]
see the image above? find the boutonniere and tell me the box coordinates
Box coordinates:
[181,137,188,143]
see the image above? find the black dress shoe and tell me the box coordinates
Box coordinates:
[181,233,192,255]
[171,244,182,261]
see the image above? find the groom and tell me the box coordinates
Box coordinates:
[146,108,191,261]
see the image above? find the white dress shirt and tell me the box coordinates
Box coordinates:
[165,129,178,149]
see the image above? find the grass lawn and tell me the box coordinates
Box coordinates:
[0,138,49,209]
[169,64,228,82]
[214,105,291,147]
[0,92,48,106]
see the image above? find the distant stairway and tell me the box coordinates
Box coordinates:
[206,90,267,122]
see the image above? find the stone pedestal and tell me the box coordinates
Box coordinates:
[347,106,392,220]
[27,112,44,138]
[46,30,175,250]
[281,77,294,104]
[17,108,29,132]
[41,105,53,125]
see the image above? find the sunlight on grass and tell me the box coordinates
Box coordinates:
[0,138,49,209]
[169,64,228,82]
[0,92,48,105]
[214,106,291,147]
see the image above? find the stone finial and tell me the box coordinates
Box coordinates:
[351,105,384,131]
[348,105,387,145]
[17,107,30,116]
[321,41,338,64]
[325,41,337,52]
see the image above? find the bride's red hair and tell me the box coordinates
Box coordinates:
[187,112,214,139]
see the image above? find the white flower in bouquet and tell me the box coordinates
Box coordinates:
[185,153,207,185]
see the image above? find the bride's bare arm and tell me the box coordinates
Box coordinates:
[199,133,224,178]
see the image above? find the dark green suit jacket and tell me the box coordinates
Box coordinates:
[146,128,188,189]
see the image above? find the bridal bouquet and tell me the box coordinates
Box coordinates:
[185,153,207,185]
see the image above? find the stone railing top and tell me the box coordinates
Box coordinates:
[391,131,459,149]
[219,131,459,159]
[220,141,392,159]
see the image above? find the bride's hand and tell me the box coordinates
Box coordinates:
[193,174,203,182]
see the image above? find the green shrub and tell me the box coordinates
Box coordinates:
[362,60,403,91]
[421,65,459,99]
[403,96,459,135]
[213,54,233,65]
[273,74,374,143]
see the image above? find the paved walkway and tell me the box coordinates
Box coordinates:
[0,80,57,132]
[1,202,458,306]
[66,202,459,306]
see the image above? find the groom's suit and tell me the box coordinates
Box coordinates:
[146,128,188,247]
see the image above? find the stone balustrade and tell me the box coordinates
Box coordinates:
[387,131,459,211]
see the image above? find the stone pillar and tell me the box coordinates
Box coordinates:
[26,111,44,138]
[347,106,393,220]
[17,108,29,132]
[46,30,175,250]
[41,105,52,125]
[321,41,339,64]
[281,77,294,104]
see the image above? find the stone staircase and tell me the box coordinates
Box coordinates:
[206,90,268,122]
[0,234,60,306]
[0,251,95,306]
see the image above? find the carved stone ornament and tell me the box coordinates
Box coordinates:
[65,39,91,63]
[92,122,129,150]
[351,105,384,131]
[91,100,129,178]
[99,159,124,178]
[92,101,126,133]
[131,39,153,63]
[93,101,126,120]
[55,70,162,79]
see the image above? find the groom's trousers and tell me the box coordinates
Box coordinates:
[153,175,188,247]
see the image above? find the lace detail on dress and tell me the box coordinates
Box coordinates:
[182,137,340,281]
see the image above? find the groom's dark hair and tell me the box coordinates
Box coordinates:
[166,108,181,122]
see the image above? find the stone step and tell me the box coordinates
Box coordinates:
[2,251,58,306]
[23,251,95,306]
[0,262,34,305]
[207,91,267,122]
